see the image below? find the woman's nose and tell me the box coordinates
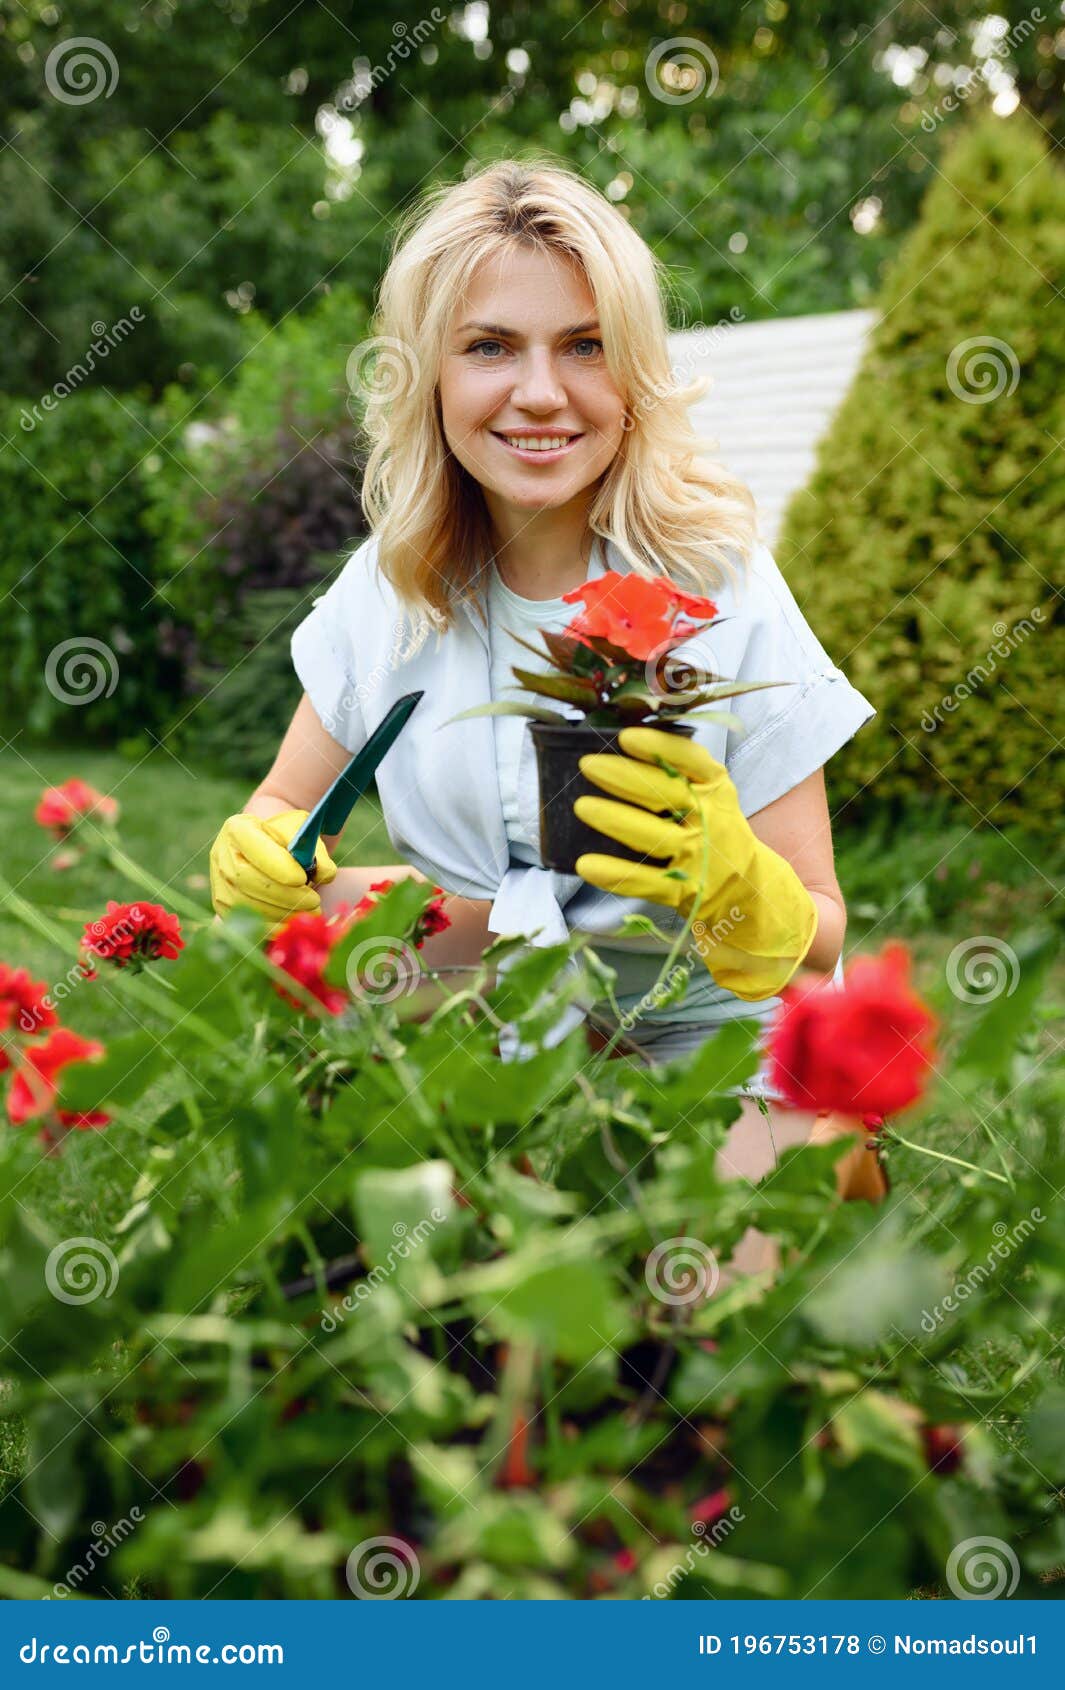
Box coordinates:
[509,348,567,411]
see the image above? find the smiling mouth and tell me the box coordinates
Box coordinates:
[490,432,584,458]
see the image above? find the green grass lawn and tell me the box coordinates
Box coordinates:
[2,742,1058,1023]
[0,742,396,1029]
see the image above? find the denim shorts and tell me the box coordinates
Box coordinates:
[585,1011,789,1104]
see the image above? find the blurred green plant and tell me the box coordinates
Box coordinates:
[778,113,1063,833]
[0,388,181,746]
[0,843,1061,1599]
[144,285,371,774]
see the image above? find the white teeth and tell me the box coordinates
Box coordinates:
[502,435,575,451]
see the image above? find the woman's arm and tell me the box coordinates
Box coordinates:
[745,765,846,979]
[244,693,356,857]
[253,693,497,969]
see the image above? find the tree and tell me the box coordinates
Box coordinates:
[777,112,1063,833]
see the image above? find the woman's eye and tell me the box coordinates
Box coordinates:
[571,338,604,357]
[469,340,506,358]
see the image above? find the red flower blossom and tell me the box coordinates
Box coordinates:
[6,1027,109,1133]
[81,901,184,970]
[561,570,718,663]
[266,882,452,1015]
[767,940,937,1117]
[0,965,58,1071]
[691,1487,732,1527]
[923,1423,965,1475]
[265,907,355,1016]
[351,879,451,949]
[34,778,119,838]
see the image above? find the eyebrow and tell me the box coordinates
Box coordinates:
[456,319,601,338]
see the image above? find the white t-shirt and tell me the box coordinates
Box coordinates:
[288,530,876,1053]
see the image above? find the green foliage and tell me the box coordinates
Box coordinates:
[777,114,1063,831]
[0,388,181,744]
[0,839,1062,1599]
[4,1,1062,395]
[142,284,371,775]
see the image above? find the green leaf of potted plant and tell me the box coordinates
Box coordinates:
[446,569,788,873]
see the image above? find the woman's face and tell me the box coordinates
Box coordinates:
[439,246,626,520]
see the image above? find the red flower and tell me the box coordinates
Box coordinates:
[767,941,936,1117]
[265,907,354,1016]
[266,882,452,1015]
[922,1423,965,1475]
[6,1028,109,1132]
[0,965,58,1071]
[350,878,396,921]
[350,879,452,949]
[691,1487,732,1527]
[35,778,119,838]
[561,570,718,663]
[81,901,184,970]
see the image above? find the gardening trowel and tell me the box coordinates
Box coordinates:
[286,690,424,881]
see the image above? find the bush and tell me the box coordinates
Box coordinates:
[146,287,370,776]
[776,113,1063,832]
[0,389,182,747]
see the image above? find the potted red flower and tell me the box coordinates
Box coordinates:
[450,568,785,873]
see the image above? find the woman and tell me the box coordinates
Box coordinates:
[209,158,883,1255]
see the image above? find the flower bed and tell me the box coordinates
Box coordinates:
[0,795,1061,1600]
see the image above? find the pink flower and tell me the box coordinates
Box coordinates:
[35,778,119,838]
[691,1488,732,1527]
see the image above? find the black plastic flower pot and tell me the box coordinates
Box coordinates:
[529,719,696,875]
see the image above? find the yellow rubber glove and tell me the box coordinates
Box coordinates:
[573,727,818,1002]
[209,810,338,933]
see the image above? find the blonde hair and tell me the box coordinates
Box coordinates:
[359,154,757,654]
